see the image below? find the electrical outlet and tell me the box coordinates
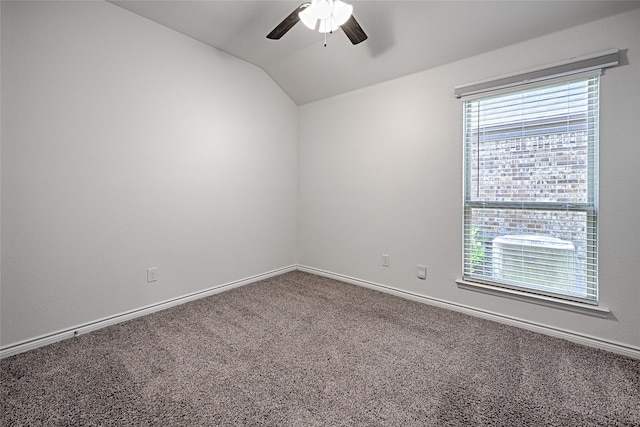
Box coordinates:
[382,254,390,267]
[147,267,158,283]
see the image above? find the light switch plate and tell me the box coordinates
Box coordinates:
[417,265,427,280]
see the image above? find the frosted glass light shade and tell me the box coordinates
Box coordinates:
[299,7,317,30]
[299,0,353,35]
[312,0,333,19]
[332,0,353,26]
[318,18,339,34]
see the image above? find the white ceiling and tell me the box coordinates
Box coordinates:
[109,1,640,105]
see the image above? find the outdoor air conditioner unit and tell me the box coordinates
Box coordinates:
[492,235,575,292]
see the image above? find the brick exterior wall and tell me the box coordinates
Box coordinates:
[470,131,589,205]
[467,130,591,286]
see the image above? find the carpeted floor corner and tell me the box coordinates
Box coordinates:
[1,271,639,426]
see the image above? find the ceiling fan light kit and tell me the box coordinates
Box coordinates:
[267,0,367,46]
[300,0,353,33]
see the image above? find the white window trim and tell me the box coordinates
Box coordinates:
[454,48,619,99]
[456,51,621,308]
[456,279,610,318]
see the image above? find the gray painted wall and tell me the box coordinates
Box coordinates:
[298,9,640,350]
[1,1,298,347]
[2,1,638,353]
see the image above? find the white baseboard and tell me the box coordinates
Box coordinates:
[5,264,638,361]
[0,265,297,359]
[297,265,640,360]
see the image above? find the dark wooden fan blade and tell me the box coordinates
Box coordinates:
[267,4,309,40]
[341,15,367,45]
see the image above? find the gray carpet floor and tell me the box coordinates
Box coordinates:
[1,271,639,426]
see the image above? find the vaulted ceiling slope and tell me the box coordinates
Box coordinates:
[109,1,640,105]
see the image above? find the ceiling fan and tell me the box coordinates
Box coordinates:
[267,0,367,45]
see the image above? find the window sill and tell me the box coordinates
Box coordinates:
[455,279,611,318]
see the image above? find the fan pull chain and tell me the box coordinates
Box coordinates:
[324,15,336,47]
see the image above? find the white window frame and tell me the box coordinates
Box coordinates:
[461,75,599,305]
[454,50,620,308]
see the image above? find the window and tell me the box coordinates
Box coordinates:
[462,75,599,304]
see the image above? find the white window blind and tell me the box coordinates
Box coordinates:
[462,75,599,304]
